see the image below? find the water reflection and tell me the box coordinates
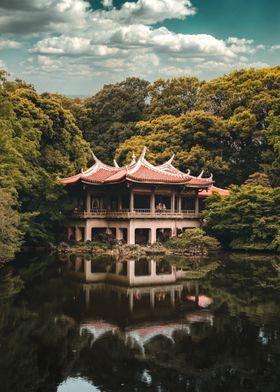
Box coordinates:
[1,253,280,392]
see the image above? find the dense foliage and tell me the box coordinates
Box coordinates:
[0,70,90,255]
[166,228,220,256]
[0,66,280,257]
[203,185,280,251]
[0,190,23,262]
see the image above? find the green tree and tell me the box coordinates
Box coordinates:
[82,77,149,162]
[145,77,204,119]
[0,190,23,262]
[203,185,280,251]
[116,111,230,184]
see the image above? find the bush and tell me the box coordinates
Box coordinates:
[166,228,220,256]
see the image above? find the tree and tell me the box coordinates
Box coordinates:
[203,185,280,251]
[0,190,23,262]
[145,77,204,119]
[262,104,280,186]
[82,77,149,162]
[116,111,230,184]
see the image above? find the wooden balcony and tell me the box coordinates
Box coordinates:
[72,208,201,220]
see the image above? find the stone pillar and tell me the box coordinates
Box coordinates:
[116,261,123,275]
[150,190,155,214]
[129,291,134,312]
[85,222,91,241]
[75,256,82,272]
[116,227,123,241]
[118,194,122,211]
[127,260,135,285]
[171,190,176,213]
[128,224,135,244]
[67,227,72,240]
[178,193,182,213]
[171,288,175,307]
[195,194,199,214]
[86,191,91,212]
[149,227,157,244]
[150,289,155,309]
[85,258,91,281]
[85,286,90,307]
[129,188,134,212]
[149,259,157,276]
[75,226,83,241]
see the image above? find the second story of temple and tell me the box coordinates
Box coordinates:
[60,147,228,244]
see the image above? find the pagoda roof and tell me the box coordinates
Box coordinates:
[60,147,214,188]
[199,185,229,197]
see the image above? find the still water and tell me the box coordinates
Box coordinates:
[1,253,280,392]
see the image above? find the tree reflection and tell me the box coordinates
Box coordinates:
[1,254,280,391]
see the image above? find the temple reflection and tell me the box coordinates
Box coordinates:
[61,255,214,357]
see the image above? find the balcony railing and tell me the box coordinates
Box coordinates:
[72,208,201,219]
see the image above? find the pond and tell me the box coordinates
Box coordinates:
[1,252,280,392]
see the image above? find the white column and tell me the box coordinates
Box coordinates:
[195,193,199,214]
[116,227,123,241]
[85,259,91,281]
[171,288,175,307]
[85,222,91,241]
[67,227,72,240]
[127,260,135,285]
[86,191,91,212]
[150,289,155,309]
[116,261,122,275]
[128,224,135,244]
[129,188,134,212]
[178,193,182,213]
[75,226,83,241]
[149,227,157,244]
[129,291,134,312]
[85,286,90,307]
[171,190,176,213]
[150,190,155,214]
[117,194,122,211]
[149,259,157,276]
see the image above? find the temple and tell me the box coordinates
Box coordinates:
[61,147,228,244]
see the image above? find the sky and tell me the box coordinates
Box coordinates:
[0,0,279,95]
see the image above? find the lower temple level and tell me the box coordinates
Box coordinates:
[67,218,200,245]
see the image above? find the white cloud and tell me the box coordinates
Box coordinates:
[271,44,280,51]
[101,0,113,8]
[0,39,21,49]
[0,0,270,93]
[100,0,196,24]
[31,36,119,57]
[197,59,270,72]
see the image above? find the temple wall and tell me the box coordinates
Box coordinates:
[67,218,201,244]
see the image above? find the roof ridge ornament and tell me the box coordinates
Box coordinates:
[89,148,100,163]
[140,146,147,160]
[198,169,204,178]
[130,151,137,165]
[166,154,175,165]
[113,159,119,168]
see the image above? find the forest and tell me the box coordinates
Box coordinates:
[0,66,280,261]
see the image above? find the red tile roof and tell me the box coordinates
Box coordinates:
[199,186,229,197]
[60,148,214,188]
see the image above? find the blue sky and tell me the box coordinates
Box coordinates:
[0,0,279,95]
